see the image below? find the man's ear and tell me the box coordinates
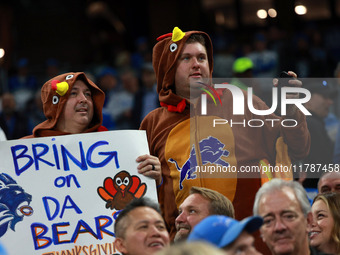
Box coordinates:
[115,237,128,254]
[307,212,312,223]
[306,212,313,233]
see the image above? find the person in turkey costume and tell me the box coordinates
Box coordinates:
[140,27,310,252]
[22,72,106,138]
[22,72,162,186]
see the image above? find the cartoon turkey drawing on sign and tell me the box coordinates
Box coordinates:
[97,170,147,210]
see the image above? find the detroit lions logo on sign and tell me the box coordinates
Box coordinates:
[168,136,230,190]
[0,173,33,238]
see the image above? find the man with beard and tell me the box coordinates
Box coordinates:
[174,186,234,242]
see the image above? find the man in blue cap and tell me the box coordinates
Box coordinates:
[187,215,263,254]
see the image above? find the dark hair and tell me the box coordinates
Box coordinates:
[187,34,206,48]
[114,197,161,238]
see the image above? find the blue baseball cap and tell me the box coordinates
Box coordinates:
[187,215,263,248]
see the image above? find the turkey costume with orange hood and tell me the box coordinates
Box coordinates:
[140,27,310,239]
[22,72,106,139]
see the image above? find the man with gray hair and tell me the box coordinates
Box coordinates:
[253,179,324,255]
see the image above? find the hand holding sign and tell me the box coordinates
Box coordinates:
[136,155,162,186]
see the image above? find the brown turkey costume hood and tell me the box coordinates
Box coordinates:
[24,72,105,138]
[152,27,214,110]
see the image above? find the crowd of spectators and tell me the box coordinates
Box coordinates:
[1,14,340,254]
[0,36,160,136]
[0,24,340,191]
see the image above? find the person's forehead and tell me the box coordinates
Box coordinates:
[128,206,163,223]
[259,188,301,214]
[181,42,207,54]
[234,231,254,244]
[180,193,210,209]
[312,199,327,211]
[320,172,340,182]
[72,79,90,89]
[319,172,340,186]
[320,178,340,186]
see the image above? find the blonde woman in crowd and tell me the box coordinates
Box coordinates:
[308,192,340,254]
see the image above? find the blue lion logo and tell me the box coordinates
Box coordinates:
[0,173,33,238]
[168,136,230,190]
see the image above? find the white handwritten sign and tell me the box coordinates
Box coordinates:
[0,130,157,255]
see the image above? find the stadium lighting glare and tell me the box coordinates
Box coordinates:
[0,48,4,59]
[268,8,277,18]
[295,5,307,15]
[257,9,267,19]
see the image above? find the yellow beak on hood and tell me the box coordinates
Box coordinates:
[172,27,186,42]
